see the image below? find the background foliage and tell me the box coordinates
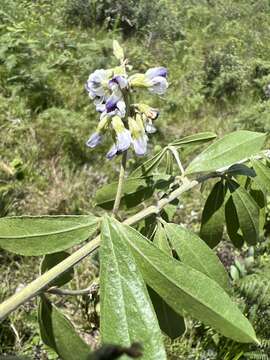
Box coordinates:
[1,0,270,358]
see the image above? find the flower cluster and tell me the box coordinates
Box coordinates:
[85,45,168,159]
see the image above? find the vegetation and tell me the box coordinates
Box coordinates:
[1,0,270,359]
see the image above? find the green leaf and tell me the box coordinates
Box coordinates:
[225,196,244,248]
[0,215,99,256]
[225,164,256,178]
[131,149,166,177]
[113,220,257,343]
[163,222,230,292]
[148,287,186,339]
[40,252,74,287]
[170,132,217,147]
[95,175,173,210]
[252,159,270,192]
[100,217,166,359]
[186,131,266,174]
[153,223,171,255]
[200,181,226,248]
[38,296,91,360]
[229,181,260,245]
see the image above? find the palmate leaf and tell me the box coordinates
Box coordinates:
[110,219,257,343]
[100,217,166,360]
[200,180,226,248]
[186,130,266,174]
[225,197,244,248]
[170,132,217,147]
[41,251,74,287]
[163,222,230,293]
[131,149,166,177]
[95,175,173,210]
[252,159,270,192]
[0,215,99,256]
[228,181,260,245]
[152,223,186,339]
[38,296,91,360]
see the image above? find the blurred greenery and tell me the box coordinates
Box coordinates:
[1,0,270,358]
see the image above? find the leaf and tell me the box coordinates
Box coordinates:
[163,222,230,292]
[148,287,186,339]
[0,215,99,256]
[95,175,173,210]
[113,220,257,343]
[41,252,74,287]
[131,149,166,177]
[186,131,266,174]
[225,164,256,178]
[225,196,244,248]
[200,181,226,248]
[38,296,91,360]
[229,181,260,245]
[252,159,270,192]
[170,132,217,147]
[100,217,166,360]
[113,40,124,61]
[153,223,171,255]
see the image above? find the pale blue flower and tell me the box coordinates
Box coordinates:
[106,144,118,159]
[86,132,102,148]
[133,134,148,156]
[145,67,168,95]
[105,92,126,118]
[109,75,128,91]
[86,69,109,99]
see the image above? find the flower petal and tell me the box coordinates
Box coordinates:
[146,67,168,79]
[106,144,118,159]
[133,135,148,156]
[148,76,168,95]
[86,132,102,148]
[117,129,132,152]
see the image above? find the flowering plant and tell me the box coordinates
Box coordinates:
[0,41,270,359]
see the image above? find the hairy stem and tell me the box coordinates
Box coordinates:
[112,150,127,216]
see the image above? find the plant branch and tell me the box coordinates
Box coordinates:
[47,282,99,296]
[1,150,269,321]
[112,150,127,216]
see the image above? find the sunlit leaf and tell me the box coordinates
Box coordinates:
[131,149,166,177]
[170,132,216,147]
[252,159,270,192]
[186,131,266,174]
[100,217,166,359]
[153,223,171,255]
[163,222,230,292]
[112,220,257,343]
[0,215,99,256]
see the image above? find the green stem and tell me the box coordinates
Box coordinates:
[112,150,127,216]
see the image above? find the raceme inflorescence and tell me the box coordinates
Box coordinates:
[85,41,168,159]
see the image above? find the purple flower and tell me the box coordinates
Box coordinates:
[105,93,126,118]
[133,134,148,156]
[145,67,168,95]
[109,75,128,91]
[145,121,157,134]
[117,129,132,152]
[106,144,118,159]
[145,67,168,79]
[86,132,102,148]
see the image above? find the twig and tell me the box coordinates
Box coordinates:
[47,282,99,296]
